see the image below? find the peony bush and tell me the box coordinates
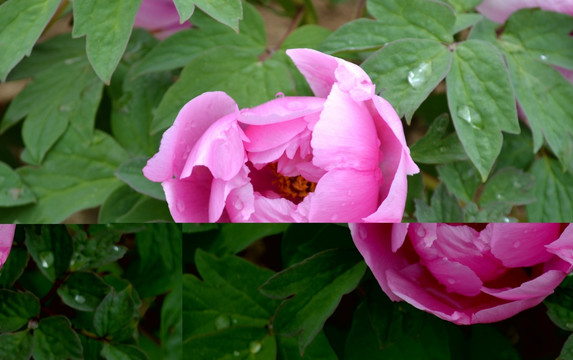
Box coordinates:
[143,48,419,222]
[350,223,573,325]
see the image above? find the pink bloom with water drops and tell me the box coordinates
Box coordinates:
[0,225,16,271]
[350,223,573,325]
[143,48,419,222]
[134,0,191,40]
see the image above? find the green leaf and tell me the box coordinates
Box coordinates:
[502,8,573,70]
[260,249,366,354]
[116,157,165,200]
[98,185,172,223]
[277,331,338,360]
[0,331,33,360]
[545,286,573,332]
[452,13,483,34]
[0,290,40,332]
[128,224,182,298]
[72,0,142,83]
[561,334,573,360]
[154,47,295,133]
[320,0,455,53]
[463,202,513,222]
[281,224,354,267]
[281,25,332,50]
[437,161,480,203]
[344,284,451,360]
[134,5,263,77]
[93,286,137,342]
[494,124,535,171]
[25,225,72,282]
[468,326,520,360]
[410,114,468,164]
[504,51,573,169]
[415,183,464,222]
[57,272,111,312]
[0,0,61,81]
[446,40,519,180]
[441,0,482,13]
[0,162,35,207]
[32,316,83,360]
[173,0,242,32]
[70,227,127,271]
[161,284,182,360]
[2,40,103,163]
[111,73,172,157]
[208,224,289,256]
[527,157,573,222]
[0,128,128,223]
[0,246,28,288]
[101,344,149,360]
[362,39,452,123]
[183,326,276,359]
[479,167,535,207]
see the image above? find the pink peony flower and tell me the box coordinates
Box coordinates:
[143,48,419,222]
[134,0,191,40]
[0,225,16,270]
[350,223,573,325]
[476,0,573,23]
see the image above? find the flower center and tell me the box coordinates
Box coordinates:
[269,163,316,204]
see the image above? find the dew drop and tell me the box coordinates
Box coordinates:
[407,61,432,89]
[513,240,520,248]
[513,180,522,188]
[249,341,262,354]
[214,314,231,330]
[416,226,426,237]
[234,199,244,210]
[503,217,512,223]
[496,193,502,200]
[39,252,54,269]
[233,350,240,357]
[357,226,368,240]
[286,100,304,111]
[112,245,120,252]
[275,92,285,99]
[9,188,21,200]
[231,318,238,324]
[59,105,72,112]
[331,214,339,221]
[74,294,86,304]
[447,278,456,285]
[566,322,573,329]
[176,200,186,213]
[540,54,548,61]
[457,105,483,130]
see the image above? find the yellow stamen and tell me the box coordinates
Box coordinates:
[269,163,317,204]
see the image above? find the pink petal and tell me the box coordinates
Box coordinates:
[490,223,561,267]
[209,166,251,222]
[477,0,573,23]
[311,84,381,171]
[481,269,566,300]
[249,195,306,222]
[308,168,381,222]
[143,91,238,182]
[181,113,247,181]
[135,0,191,39]
[424,258,483,297]
[546,224,573,267]
[470,296,547,324]
[350,223,405,301]
[238,97,324,125]
[0,224,15,268]
[162,166,213,222]
[244,118,308,152]
[286,49,341,98]
[391,223,409,252]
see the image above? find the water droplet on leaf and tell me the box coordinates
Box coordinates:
[407,61,432,89]
[540,54,548,61]
[214,314,231,330]
[39,252,54,269]
[457,105,483,130]
[249,341,262,354]
[233,351,240,357]
[74,294,86,304]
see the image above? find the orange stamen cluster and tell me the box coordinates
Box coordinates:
[269,163,317,204]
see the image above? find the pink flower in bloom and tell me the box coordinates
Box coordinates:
[143,48,419,222]
[0,225,16,271]
[476,0,573,23]
[134,0,191,40]
[350,223,573,325]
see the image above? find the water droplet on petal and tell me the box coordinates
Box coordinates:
[357,226,368,240]
[214,314,231,330]
[275,92,285,99]
[234,199,243,210]
[513,240,520,248]
[74,294,86,304]
[416,226,426,237]
[407,61,432,89]
[457,105,483,130]
[331,214,339,221]
[286,100,304,111]
[176,200,186,213]
[447,278,456,285]
[39,252,54,269]
[249,341,262,354]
